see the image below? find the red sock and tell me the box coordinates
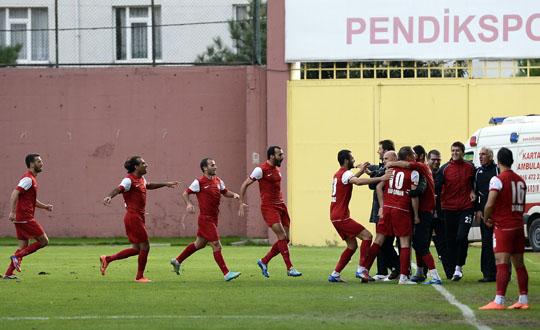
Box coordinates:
[5,249,20,276]
[335,247,356,273]
[400,247,411,276]
[359,240,371,266]
[515,265,529,295]
[136,249,149,280]
[15,242,43,258]
[416,253,424,268]
[421,253,436,270]
[362,243,380,269]
[107,248,139,263]
[277,239,293,270]
[261,242,279,265]
[176,243,198,263]
[213,251,229,275]
[496,263,510,296]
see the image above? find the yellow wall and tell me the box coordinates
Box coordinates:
[287,78,540,246]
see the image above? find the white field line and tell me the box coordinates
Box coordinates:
[411,263,491,330]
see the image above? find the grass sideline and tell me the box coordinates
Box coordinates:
[0,245,539,329]
[0,236,267,246]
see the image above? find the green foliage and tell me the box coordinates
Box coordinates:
[0,44,22,65]
[195,1,266,64]
[517,59,540,77]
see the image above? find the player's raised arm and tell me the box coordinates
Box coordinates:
[350,168,392,186]
[103,187,122,205]
[385,160,411,169]
[223,190,239,199]
[238,177,255,217]
[147,181,180,190]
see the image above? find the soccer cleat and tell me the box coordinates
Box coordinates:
[10,255,21,272]
[3,274,20,280]
[355,270,375,283]
[257,260,269,278]
[287,268,302,277]
[451,274,463,281]
[99,255,109,276]
[388,270,399,280]
[170,258,181,275]
[507,302,530,310]
[422,278,442,285]
[398,279,418,285]
[225,271,242,282]
[328,274,347,283]
[373,274,388,281]
[134,277,153,282]
[479,301,505,310]
[411,275,426,282]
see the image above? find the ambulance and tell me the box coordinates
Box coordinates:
[465,115,540,251]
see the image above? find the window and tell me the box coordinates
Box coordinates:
[234,5,249,21]
[115,7,161,61]
[0,8,49,62]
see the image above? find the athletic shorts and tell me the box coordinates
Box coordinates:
[15,220,45,240]
[377,207,412,237]
[197,214,220,242]
[261,203,291,228]
[124,212,148,244]
[332,218,366,240]
[493,227,525,254]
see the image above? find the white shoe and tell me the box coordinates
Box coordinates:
[398,279,418,285]
[373,274,388,281]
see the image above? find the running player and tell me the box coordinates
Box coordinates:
[100,156,179,282]
[238,146,302,278]
[170,158,242,282]
[479,148,529,310]
[328,150,391,283]
[4,154,53,280]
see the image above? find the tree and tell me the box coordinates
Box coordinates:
[195,1,266,64]
[517,59,540,77]
[0,44,23,65]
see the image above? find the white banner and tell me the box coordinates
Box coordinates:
[285,0,540,62]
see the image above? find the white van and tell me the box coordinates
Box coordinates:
[465,115,540,251]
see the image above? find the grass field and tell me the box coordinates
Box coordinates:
[0,242,539,329]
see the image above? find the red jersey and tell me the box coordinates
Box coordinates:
[14,171,37,223]
[187,175,228,217]
[383,168,419,212]
[118,174,148,214]
[330,168,355,221]
[410,162,436,213]
[249,162,283,205]
[489,170,526,229]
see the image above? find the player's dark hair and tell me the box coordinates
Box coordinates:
[200,158,212,172]
[451,141,465,153]
[337,149,352,166]
[379,139,395,151]
[398,146,414,161]
[124,156,141,173]
[497,147,514,167]
[267,146,281,160]
[428,149,441,159]
[413,145,426,160]
[25,153,40,168]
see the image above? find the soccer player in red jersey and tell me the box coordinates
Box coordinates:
[328,150,391,283]
[362,147,420,284]
[479,148,529,310]
[238,146,302,277]
[100,156,179,282]
[170,158,242,282]
[4,154,53,280]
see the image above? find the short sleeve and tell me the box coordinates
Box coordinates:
[119,178,131,192]
[16,177,33,191]
[489,177,503,191]
[143,177,148,187]
[411,170,420,185]
[219,179,226,191]
[187,179,200,194]
[249,167,263,181]
[341,170,355,185]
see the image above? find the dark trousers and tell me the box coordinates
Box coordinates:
[376,235,400,275]
[413,212,433,257]
[480,220,497,279]
[444,209,474,275]
[431,216,450,278]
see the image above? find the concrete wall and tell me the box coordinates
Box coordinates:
[0,65,268,238]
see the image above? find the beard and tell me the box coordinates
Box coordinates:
[274,159,282,167]
[348,162,354,170]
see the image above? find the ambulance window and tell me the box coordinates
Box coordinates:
[464,152,474,162]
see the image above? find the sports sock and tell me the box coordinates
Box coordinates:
[136,249,149,280]
[422,253,436,271]
[357,265,366,273]
[331,271,340,277]
[399,247,411,276]
[277,239,293,270]
[176,242,198,263]
[518,294,529,304]
[515,265,528,295]
[261,241,279,265]
[400,274,408,282]
[5,249,20,276]
[213,250,229,275]
[335,247,356,273]
[362,242,381,269]
[494,295,505,305]
[429,268,441,280]
[455,265,463,272]
[496,263,510,296]
[15,242,43,258]
[359,239,371,266]
[107,248,139,263]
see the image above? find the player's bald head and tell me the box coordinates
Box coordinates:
[383,150,398,163]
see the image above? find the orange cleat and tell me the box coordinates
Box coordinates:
[507,302,530,310]
[100,255,109,276]
[479,301,505,310]
[134,277,153,282]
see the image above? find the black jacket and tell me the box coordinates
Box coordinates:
[473,162,500,212]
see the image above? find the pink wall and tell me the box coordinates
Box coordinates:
[0,66,268,238]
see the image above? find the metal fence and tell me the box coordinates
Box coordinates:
[0,0,265,67]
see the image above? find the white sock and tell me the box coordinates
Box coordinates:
[519,294,529,304]
[400,274,408,282]
[415,266,424,276]
[357,266,366,273]
[429,269,440,280]
[455,265,463,272]
[331,271,340,277]
[494,295,505,305]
